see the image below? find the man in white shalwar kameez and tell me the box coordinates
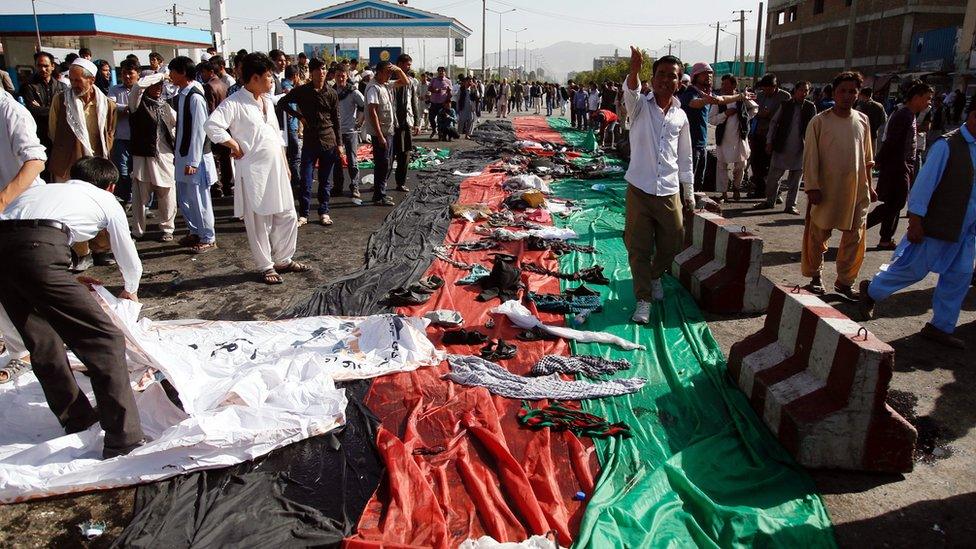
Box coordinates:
[707,74,758,202]
[205,52,310,284]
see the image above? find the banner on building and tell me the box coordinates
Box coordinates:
[454,37,464,57]
[303,43,358,60]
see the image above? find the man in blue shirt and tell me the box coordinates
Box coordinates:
[860,99,976,349]
[169,56,218,253]
[677,62,752,192]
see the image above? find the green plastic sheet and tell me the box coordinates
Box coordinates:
[546,121,836,548]
[356,146,451,170]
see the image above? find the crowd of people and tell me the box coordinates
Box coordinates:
[618,46,974,350]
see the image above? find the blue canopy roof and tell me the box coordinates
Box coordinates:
[0,13,212,48]
[285,0,472,39]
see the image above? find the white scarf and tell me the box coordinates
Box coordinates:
[63,85,109,158]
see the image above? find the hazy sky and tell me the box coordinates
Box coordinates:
[6,0,764,65]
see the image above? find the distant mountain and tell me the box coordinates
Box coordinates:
[483,32,761,82]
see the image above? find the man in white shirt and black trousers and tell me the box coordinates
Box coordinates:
[622,47,695,325]
[0,157,145,459]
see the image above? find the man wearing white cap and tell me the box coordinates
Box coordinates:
[47,57,117,271]
[677,62,752,192]
[128,72,178,242]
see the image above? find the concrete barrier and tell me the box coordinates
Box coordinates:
[728,284,917,473]
[671,210,770,313]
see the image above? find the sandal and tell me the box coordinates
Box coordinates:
[387,287,431,306]
[276,261,311,274]
[0,358,31,384]
[410,275,445,294]
[178,234,201,247]
[191,242,218,254]
[481,339,517,361]
[804,277,826,295]
[262,269,283,285]
[443,328,489,345]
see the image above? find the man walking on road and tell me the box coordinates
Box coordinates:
[621,47,695,324]
[860,97,976,350]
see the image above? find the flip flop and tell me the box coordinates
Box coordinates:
[443,329,489,345]
[387,287,431,306]
[262,269,283,285]
[276,261,311,274]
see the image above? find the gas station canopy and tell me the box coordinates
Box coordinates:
[0,13,212,50]
[284,0,472,40]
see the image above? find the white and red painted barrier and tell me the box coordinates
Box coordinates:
[671,210,770,313]
[728,285,917,473]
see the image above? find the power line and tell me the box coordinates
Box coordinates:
[491,0,725,29]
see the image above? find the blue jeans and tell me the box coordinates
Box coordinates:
[286,129,301,187]
[333,132,361,192]
[371,133,394,202]
[176,179,215,243]
[111,139,132,204]
[692,146,707,192]
[299,142,340,217]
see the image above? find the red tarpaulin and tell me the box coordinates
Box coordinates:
[346,165,597,548]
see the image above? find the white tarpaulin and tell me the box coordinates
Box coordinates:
[0,287,443,503]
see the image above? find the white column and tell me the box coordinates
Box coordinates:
[464,37,468,75]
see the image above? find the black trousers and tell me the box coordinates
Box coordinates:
[749,134,771,196]
[393,127,412,189]
[212,143,234,195]
[0,224,144,450]
[867,188,909,243]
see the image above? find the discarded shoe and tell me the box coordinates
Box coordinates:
[387,287,431,306]
[480,339,517,361]
[442,328,489,345]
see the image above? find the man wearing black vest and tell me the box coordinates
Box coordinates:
[128,73,177,241]
[755,81,816,213]
[169,56,218,253]
[392,54,420,193]
[860,97,976,349]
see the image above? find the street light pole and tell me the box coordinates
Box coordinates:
[524,39,534,78]
[266,16,282,51]
[486,7,514,80]
[506,27,527,77]
[245,25,259,51]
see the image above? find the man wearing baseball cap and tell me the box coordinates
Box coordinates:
[677,62,752,192]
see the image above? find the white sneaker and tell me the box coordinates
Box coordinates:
[651,278,665,301]
[632,300,651,324]
[319,214,333,226]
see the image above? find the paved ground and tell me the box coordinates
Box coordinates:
[1,116,973,547]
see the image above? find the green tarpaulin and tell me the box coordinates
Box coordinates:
[544,118,836,548]
[356,146,451,170]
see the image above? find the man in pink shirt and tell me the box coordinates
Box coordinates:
[427,66,452,139]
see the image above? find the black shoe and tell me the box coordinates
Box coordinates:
[93,252,116,266]
[920,323,966,349]
[103,438,147,460]
[858,280,875,320]
[834,282,860,302]
[70,254,94,273]
[804,277,826,295]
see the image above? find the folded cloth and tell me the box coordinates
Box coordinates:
[517,401,632,438]
[423,310,464,327]
[530,355,632,378]
[446,354,645,400]
[450,203,492,221]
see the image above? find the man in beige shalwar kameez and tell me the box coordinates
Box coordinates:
[801,71,876,299]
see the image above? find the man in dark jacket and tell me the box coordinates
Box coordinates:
[856,86,887,145]
[18,52,66,172]
[866,81,933,248]
[755,81,816,213]
[860,96,976,349]
[749,73,791,198]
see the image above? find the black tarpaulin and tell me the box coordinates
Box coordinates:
[115,151,495,548]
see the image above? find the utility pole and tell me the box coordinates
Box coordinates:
[166,4,185,26]
[668,39,673,56]
[481,0,486,79]
[732,9,751,78]
[711,21,724,64]
[844,0,859,70]
[245,25,259,51]
[753,2,764,79]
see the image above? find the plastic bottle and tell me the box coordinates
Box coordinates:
[591,183,606,192]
